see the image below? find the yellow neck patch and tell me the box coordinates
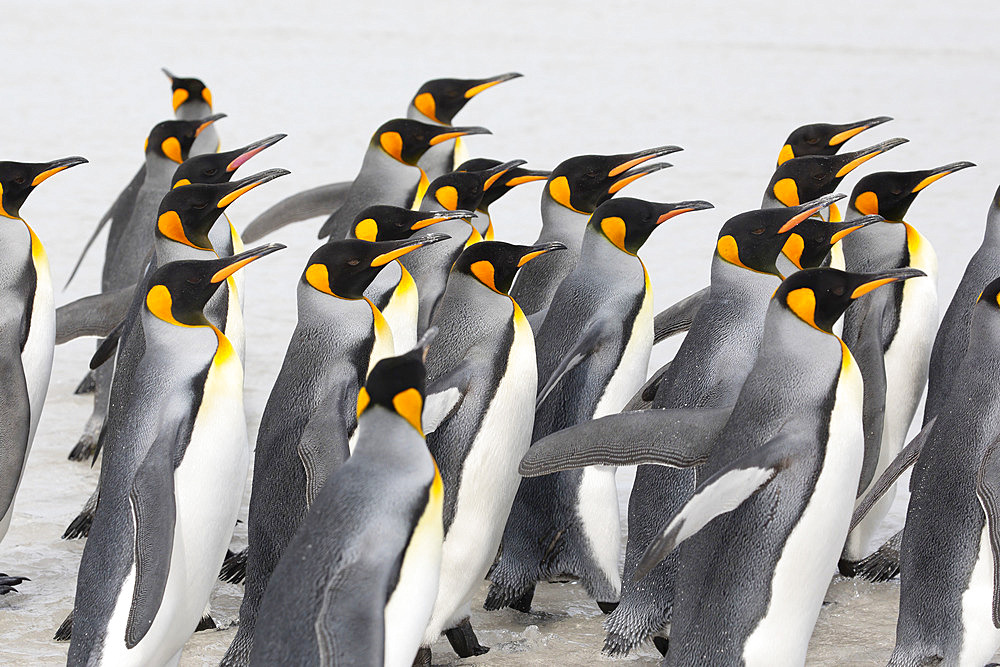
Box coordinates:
[393,387,424,432]
[548,176,582,213]
[781,233,805,269]
[786,287,821,330]
[600,216,629,253]
[413,92,439,123]
[773,178,799,207]
[356,387,371,419]
[435,185,459,210]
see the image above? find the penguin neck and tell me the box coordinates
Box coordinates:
[153,236,217,267]
[176,101,211,121]
[838,215,908,272]
[354,406,434,471]
[538,195,590,248]
[140,308,222,371]
[209,212,235,256]
[144,154,180,188]
[709,254,781,298]
[0,219,34,265]
[471,210,492,238]
[296,283,380,336]
[579,227,642,279]
[756,302,843,377]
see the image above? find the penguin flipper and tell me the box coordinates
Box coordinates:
[55,284,136,344]
[298,382,351,507]
[652,286,710,344]
[633,428,800,581]
[975,434,1000,628]
[0,344,30,520]
[849,417,936,533]
[536,318,616,408]
[624,361,673,411]
[89,320,127,370]
[852,292,890,495]
[241,181,352,243]
[423,360,476,435]
[125,426,178,648]
[519,407,733,476]
[526,307,548,334]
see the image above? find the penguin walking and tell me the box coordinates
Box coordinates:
[0,157,88,550]
[416,240,565,664]
[520,267,923,666]
[221,235,447,666]
[249,339,443,667]
[836,162,974,575]
[888,275,1000,666]
[487,197,712,614]
[67,245,283,667]
[511,146,678,318]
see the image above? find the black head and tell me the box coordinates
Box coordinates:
[372,119,491,166]
[163,68,213,111]
[780,214,884,271]
[775,267,925,333]
[172,134,286,187]
[716,194,844,275]
[425,160,526,212]
[590,197,714,255]
[849,161,976,221]
[547,146,680,214]
[453,241,566,295]
[0,156,88,220]
[302,235,450,299]
[765,138,908,208]
[457,158,550,209]
[349,206,473,242]
[778,116,892,166]
[145,243,284,326]
[411,73,522,125]
[357,329,437,432]
[146,115,226,164]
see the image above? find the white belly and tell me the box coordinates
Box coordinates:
[743,353,864,667]
[223,278,246,364]
[381,265,419,352]
[957,523,1000,666]
[423,311,536,643]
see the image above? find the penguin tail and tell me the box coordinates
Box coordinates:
[53,610,73,641]
[852,530,903,582]
[61,509,94,540]
[602,598,670,657]
[219,547,248,584]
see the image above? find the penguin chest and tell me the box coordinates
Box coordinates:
[592,284,653,418]
[742,351,864,666]
[381,265,419,352]
[957,523,1000,665]
[366,300,395,375]
[22,234,53,442]
[222,278,246,364]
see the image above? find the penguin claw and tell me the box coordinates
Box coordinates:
[219,547,248,584]
[67,435,99,462]
[0,573,29,595]
[444,618,489,658]
[62,509,94,539]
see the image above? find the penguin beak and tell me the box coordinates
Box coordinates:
[778,193,846,233]
[409,210,476,230]
[834,137,908,178]
[226,134,287,172]
[827,116,893,147]
[849,268,927,299]
[30,156,88,186]
[217,168,291,208]
[161,67,176,82]
[370,233,451,267]
[210,243,286,283]
[195,113,227,137]
[608,145,683,178]
[504,168,552,186]
[428,125,492,146]
[655,200,715,224]
[910,160,976,193]
[608,162,673,195]
[829,214,884,244]
[482,159,528,191]
[517,241,567,267]
[463,72,524,98]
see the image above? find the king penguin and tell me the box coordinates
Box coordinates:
[835,161,975,575]
[487,197,712,614]
[776,116,892,166]
[249,338,443,667]
[0,156,88,551]
[67,245,283,667]
[416,240,565,664]
[510,146,679,318]
[455,157,551,239]
[888,274,1000,666]
[221,234,448,667]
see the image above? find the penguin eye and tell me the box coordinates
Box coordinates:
[891,187,903,196]
[831,285,845,296]
[204,168,218,177]
[751,227,765,235]
[347,258,361,267]
[187,276,202,285]
[806,137,819,145]
[13,176,25,185]
[193,201,208,210]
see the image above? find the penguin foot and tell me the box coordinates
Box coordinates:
[0,573,28,595]
[67,418,103,462]
[602,601,669,657]
[597,600,619,614]
[652,636,669,657]
[53,610,73,641]
[483,579,535,612]
[854,537,902,582]
[411,646,431,667]
[73,371,95,395]
[219,547,248,584]
[444,618,489,658]
[195,614,217,632]
[836,558,857,578]
[62,509,94,539]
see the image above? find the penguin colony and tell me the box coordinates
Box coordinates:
[1,68,999,667]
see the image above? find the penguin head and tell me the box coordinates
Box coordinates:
[349,206,474,242]
[780,214,885,271]
[425,160,525,212]
[547,146,680,214]
[410,72,522,125]
[0,156,87,220]
[356,329,436,432]
[145,243,284,327]
[145,115,226,164]
[373,119,491,166]
[716,194,844,275]
[303,235,450,299]
[453,240,566,295]
[590,197,714,255]
[778,116,892,166]
[157,169,290,250]
[457,158,551,209]
[765,138,907,209]
[172,134,286,188]
[775,267,926,333]
[849,161,976,221]
[162,68,213,112]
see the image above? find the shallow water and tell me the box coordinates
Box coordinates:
[3,0,1000,664]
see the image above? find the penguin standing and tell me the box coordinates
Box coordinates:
[416,240,565,664]
[519,267,924,666]
[487,197,712,614]
[836,162,974,574]
[67,246,283,667]
[249,340,443,667]
[0,157,88,548]
[510,146,678,318]
[221,235,448,667]
[888,275,1000,666]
